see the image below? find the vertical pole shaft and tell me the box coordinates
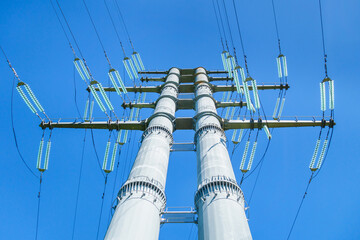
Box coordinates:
[105,68,180,240]
[193,67,252,240]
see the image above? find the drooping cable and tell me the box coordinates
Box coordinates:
[1,46,49,121]
[231,0,249,75]
[114,0,135,52]
[71,129,87,240]
[120,131,133,183]
[35,173,43,240]
[271,0,282,54]
[241,139,271,185]
[10,77,39,179]
[221,0,238,61]
[212,0,225,50]
[96,174,109,240]
[313,126,334,180]
[318,0,328,78]
[53,0,115,119]
[215,0,230,52]
[49,0,76,56]
[286,172,314,240]
[83,0,133,105]
[54,0,84,57]
[103,0,127,56]
[270,0,288,120]
[73,64,82,119]
[107,146,122,223]
[241,100,271,184]
[82,0,111,66]
[91,128,106,178]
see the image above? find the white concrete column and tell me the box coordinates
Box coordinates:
[194,67,252,240]
[105,68,180,240]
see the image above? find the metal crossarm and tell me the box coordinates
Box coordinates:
[138,69,228,75]
[39,118,335,131]
[224,119,334,130]
[121,100,246,110]
[40,120,145,130]
[141,76,233,83]
[93,83,289,94]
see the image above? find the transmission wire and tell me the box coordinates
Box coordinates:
[211,0,225,50]
[73,64,82,119]
[114,0,135,52]
[71,129,87,240]
[215,0,230,52]
[96,174,109,240]
[271,0,282,54]
[54,0,84,57]
[318,0,329,78]
[103,0,127,56]
[286,172,314,240]
[82,0,113,67]
[221,0,238,61]
[10,77,39,179]
[91,128,106,178]
[107,146,122,223]
[231,0,250,75]
[49,0,76,56]
[35,172,43,240]
[313,126,334,180]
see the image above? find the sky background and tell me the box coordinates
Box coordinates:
[0,0,359,239]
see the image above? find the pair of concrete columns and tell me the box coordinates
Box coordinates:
[105,67,252,240]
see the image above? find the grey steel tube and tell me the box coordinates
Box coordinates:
[105,68,180,240]
[193,67,252,240]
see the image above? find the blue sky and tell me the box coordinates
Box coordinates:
[0,0,359,239]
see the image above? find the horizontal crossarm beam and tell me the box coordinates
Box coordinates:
[141,76,232,83]
[213,83,289,93]
[40,121,146,130]
[94,84,288,94]
[121,100,246,110]
[224,119,335,130]
[40,118,335,131]
[138,70,228,75]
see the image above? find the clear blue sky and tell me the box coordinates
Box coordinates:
[0,0,359,239]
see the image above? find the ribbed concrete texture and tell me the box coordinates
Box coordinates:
[105,68,180,240]
[194,67,252,240]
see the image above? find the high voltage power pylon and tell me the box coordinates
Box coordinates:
[2,1,335,239]
[36,67,333,239]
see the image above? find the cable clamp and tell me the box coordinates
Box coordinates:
[250,118,254,130]
[321,119,326,128]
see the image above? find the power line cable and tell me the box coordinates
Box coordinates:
[240,139,271,185]
[103,0,127,56]
[10,76,39,179]
[212,0,225,50]
[231,0,250,75]
[81,0,112,66]
[286,172,314,240]
[91,128,106,178]
[107,146,122,224]
[114,0,135,52]
[96,174,109,240]
[221,0,238,60]
[73,64,82,119]
[215,0,230,52]
[318,0,328,78]
[49,0,76,56]
[71,129,87,240]
[271,0,282,54]
[35,173,43,240]
[54,0,84,57]
[313,125,334,180]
